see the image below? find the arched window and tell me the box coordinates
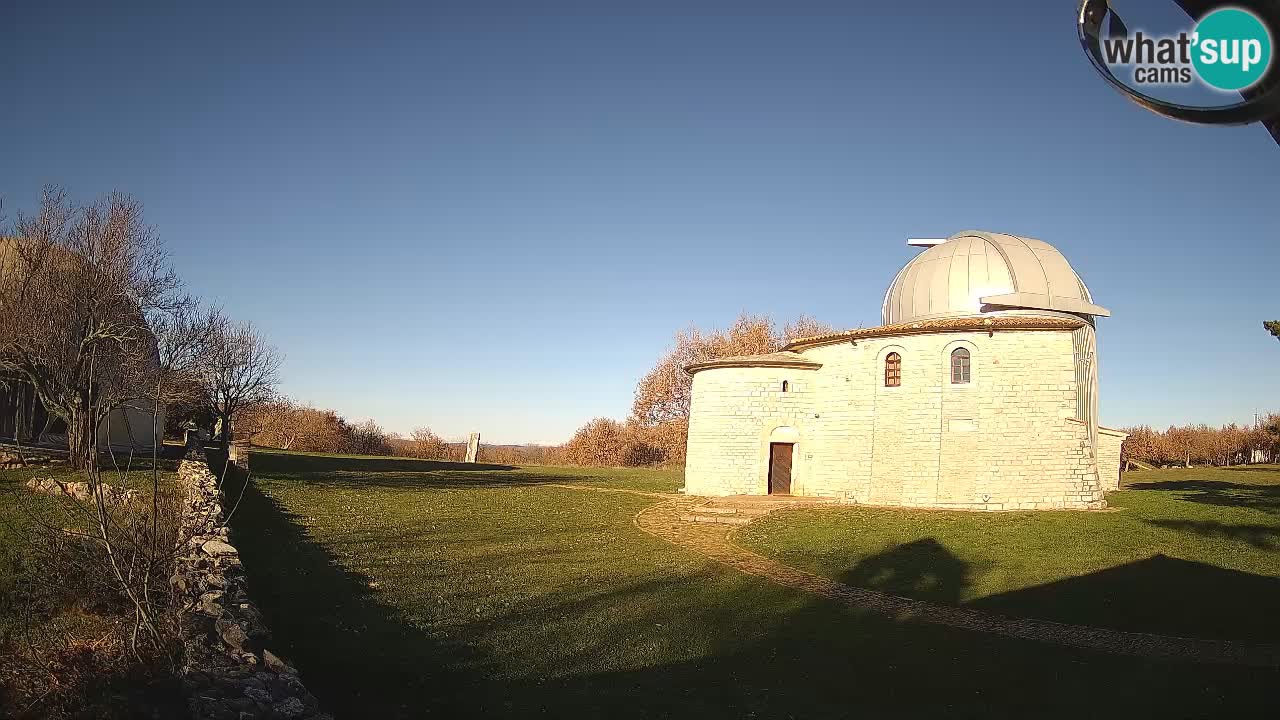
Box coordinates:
[884,353,901,387]
[950,347,971,384]
[781,380,789,392]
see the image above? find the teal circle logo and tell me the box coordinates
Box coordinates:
[1191,8,1273,91]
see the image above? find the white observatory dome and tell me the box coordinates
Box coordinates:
[881,231,1109,325]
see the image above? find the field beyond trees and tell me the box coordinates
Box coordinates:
[225,450,1280,719]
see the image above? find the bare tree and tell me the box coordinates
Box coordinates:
[345,418,391,455]
[408,426,451,459]
[2,264,218,685]
[239,398,305,450]
[241,401,352,453]
[201,317,281,447]
[0,191,277,711]
[561,418,630,467]
[0,187,180,469]
[290,406,350,453]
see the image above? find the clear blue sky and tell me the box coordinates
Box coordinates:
[4,1,1278,443]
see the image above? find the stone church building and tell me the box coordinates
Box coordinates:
[683,231,1126,510]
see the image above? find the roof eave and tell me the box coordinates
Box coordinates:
[783,315,1087,353]
[684,358,823,375]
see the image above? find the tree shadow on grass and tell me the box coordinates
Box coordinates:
[971,553,1280,643]
[841,538,970,605]
[225,471,486,718]
[251,451,515,476]
[830,537,1280,644]
[1145,519,1280,549]
[246,451,683,494]
[247,451,565,492]
[1123,479,1280,514]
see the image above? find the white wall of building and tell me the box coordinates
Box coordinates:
[684,328,1107,510]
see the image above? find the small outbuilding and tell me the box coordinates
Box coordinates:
[682,231,1126,510]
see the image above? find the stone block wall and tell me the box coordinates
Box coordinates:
[684,367,815,495]
[1097,426,1128,491]
[173,455,331,720]
[684,327,1108,510]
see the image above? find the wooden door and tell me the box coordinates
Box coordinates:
[768,443,793,495]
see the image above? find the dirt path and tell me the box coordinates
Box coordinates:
[561,486,1280,668]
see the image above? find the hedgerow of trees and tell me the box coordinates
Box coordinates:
[1121,417,1280,468]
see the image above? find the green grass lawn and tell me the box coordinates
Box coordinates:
[0,460,186,715]
[737,465,1280,643]
[0,461,179,636]
[0,467,55,636]
[230,451,1279,719]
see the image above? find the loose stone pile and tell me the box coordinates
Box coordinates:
[172,453,330,720]
[25,476,137,505]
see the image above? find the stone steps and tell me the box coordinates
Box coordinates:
[714,494,834,504]
[696,505,772,517]
[679,513,753,525]
[678,494,838,526]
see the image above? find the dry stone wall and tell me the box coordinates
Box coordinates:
[24,476,138,505]
[173,453,330,720]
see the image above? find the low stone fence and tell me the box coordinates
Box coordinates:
[25,476,138,505]
[172,454,330,720]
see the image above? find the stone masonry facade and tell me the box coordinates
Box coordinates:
[685,327,1119,510]
[1097,426,1126,491]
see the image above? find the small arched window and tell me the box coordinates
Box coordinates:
[884,353,901,387]
[781,380,790,392]
[951,347,971,384]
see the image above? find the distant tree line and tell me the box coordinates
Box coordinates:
[238,399,559,464]
[1121,416,1280,468]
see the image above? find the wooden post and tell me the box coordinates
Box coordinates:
[229,439,250,470]
[465,432,480,463]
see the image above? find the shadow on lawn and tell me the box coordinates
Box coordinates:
[1144,519,1280,549]
[1125,471,1280,515]
[971,554,1280,643]
[832,538,1280,644]
[251,451,516,477]
[247,451,680,494]
[225,470,486,718]
[228,478,1280,719]
[842,538,971,605]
